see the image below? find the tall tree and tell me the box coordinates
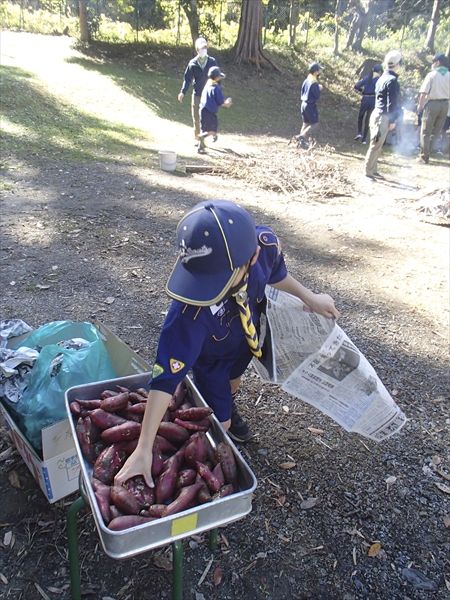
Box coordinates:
[352,0,373,52]
[425,0,441,53]
[79,0,89,42]
[234,0,278,68]
[333,0,342,56]
[180,0,199,45]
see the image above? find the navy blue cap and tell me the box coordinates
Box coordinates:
[166,201,257,306]
[374,63,383,72]
[208,66,225,79]
[309,62,323,73]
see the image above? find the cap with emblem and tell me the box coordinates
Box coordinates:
[166,200,258,306]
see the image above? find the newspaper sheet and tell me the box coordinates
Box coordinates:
[252,287,407,441]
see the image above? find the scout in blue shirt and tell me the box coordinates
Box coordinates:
[295,62,323,149]
[115,201,339,488]
[178,37,218,140]
[354,63,382,144]
[198,66,232,153]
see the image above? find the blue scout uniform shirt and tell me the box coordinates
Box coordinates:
[180,55,218,97]
[150,226,288,420]
[200,81,224,114]
[374,70,401,124]
[301,75,321,105]
[354,74,380,95]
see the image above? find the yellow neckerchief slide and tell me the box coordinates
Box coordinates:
[233,274,262,358]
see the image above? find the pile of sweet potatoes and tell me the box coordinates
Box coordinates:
[71,382,239,531]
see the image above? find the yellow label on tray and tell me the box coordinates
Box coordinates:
[171,513,198,536]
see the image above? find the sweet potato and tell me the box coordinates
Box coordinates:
[184,433,208,469]
[118,410,143,424]
[161,482,203,518]
[212,483,237,500]
[75,398,102,410]
[100,391,129,413]
[90,477,111,502]
[212,462,225,489]
[155,454,181,504]
[168,382,187,412]
[173,406,213,421]
[93,444,127,484]
[197,484,212,504]
[129,391,148,404]
[128,402,147,415]
[157,421,190,445]
[116,385,130,393]
[174,417,211,432]
[124,475,155,508]
[155,435,177,454]
[100,389,119,400]
[178,401,193,412]
[76,417,96,465]
[175,468,197,490]
[101,421,141,443]
[136,387,149,398]
[147,504,167,518]
[110,485,141,515]
[69,401,82,416]
[116,438,139,456]
[151,445,164,478]
[108,515,156,531]
[95,491,111,524]
[84,415,100,444]
[109,505,123,520]
[196,461,222,493]
[215,442,237,483]
[89,408,127,430]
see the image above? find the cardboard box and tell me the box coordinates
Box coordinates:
[0,322,152,503]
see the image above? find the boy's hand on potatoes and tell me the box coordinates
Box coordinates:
[114,447,154,489]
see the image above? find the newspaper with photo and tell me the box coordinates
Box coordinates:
[253,287,407,441]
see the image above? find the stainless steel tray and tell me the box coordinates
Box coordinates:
[65,373,257,560]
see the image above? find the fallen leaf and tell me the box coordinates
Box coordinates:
[104,297,115,305]
[279,462,296,470]
[385,476,397,486]
[213,567,222,586]
[436,469,450,481]
[435,482,450,495]
[368,542,381,557]
[308,427,324,435]
[275,495,286,507]
[0,573,8,584]
[300,497,318,510]
[153,554,172,571]
[46,587,64,594]
[8,470,22,489]
[220,533,229,547]
[432,455,441,465]
[444,516,450,528]
[34,582,51,599]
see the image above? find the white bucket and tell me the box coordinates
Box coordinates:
[158,151,177,172]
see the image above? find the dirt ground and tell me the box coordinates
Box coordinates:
[1,33,449,600]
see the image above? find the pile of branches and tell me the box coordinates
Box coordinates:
[211,143,353,201]
[415,188,450,224]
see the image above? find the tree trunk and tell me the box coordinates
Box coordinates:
[346,8,361,49]
[425,0,441,53]
[333,0,342,56]
[234,0,279,69]
[352,1,372,52]
[79,0,89,42]
[181,0,199,46]
[288,0,298,47]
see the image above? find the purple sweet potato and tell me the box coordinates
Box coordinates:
[100,391,129,413]
[76,417,96,465]
[175,468,197,490]
[110,485,140,515]
[101,421,141,443]
[95,491,111,524]
[129,391,148,404]
[69,401,82,416]
[75,398,102,410]
[173,406,213,421]
[84,415,101,444]
[128,402,147,415]
[157,421,190,445]
[123,476,155,509]
[147,504,167,518]
[155,435,177,454]
[136,387,149,398]
[196,461,222,493]
[89,408,127,430]
[168,382,188,412]
[151,444,164,478]
[215,442,237,483]
[197,484,212,505]
[108,515,156,531]
[161,482,203,518]
[90,477,111,502]
[212,462,225,489]
[184,433,208,469]
[109,505,123,520]
[93,444,127,484]
[155,454,181,504]
[174,417,210,432]
[100,389,119,400]
[212,483,237,500]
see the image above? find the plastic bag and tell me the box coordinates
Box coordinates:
[5,321,116,454]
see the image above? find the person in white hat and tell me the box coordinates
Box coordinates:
[364,50,402,180]
[178,38,218,141]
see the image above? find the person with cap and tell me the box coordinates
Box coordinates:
[197,66,232,153]
[416,52,450,164]
[295,61,324,149]
[178,38,218,141]
[364,50,402,180]
[354,63,383,145]
[114,200,339,487]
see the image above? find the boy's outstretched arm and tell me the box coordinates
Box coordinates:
[271,273,339,319]
[114,389,172,488]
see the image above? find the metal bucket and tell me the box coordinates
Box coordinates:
[158,151,177,172]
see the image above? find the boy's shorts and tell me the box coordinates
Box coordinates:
[192,347,253,423]
[200,107,218,133]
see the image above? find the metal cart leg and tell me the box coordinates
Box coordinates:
[209,528,218,550]
[172,540,183,600]
[67,496,87,600]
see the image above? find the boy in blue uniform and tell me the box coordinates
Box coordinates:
[198,66,232,153]
[296,62,323,149]
[354,63,383,144]
[115,200,339,488]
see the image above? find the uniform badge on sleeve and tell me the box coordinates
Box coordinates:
[152,363,164,378]
[170,358,185,374]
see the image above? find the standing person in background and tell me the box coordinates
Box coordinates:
[354,63,383,145]
[416,52,450,164]
[296,62,323,149]
[198,66,232,154]
[178,38,218,142]
[364,50,402,180]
